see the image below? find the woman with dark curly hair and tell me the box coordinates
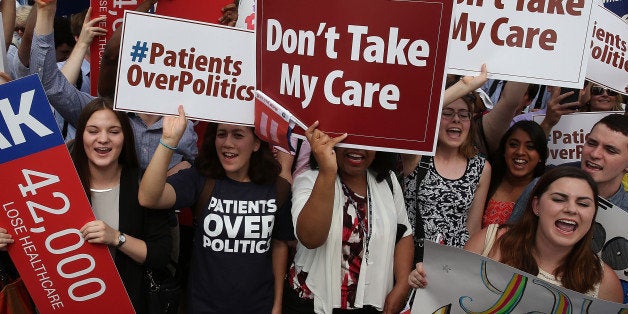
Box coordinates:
[283,122,413,314]
[482,121,548,227]
[139,106,292,313]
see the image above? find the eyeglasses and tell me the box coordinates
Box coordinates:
[591,86,618,96]
[441,108,471,121]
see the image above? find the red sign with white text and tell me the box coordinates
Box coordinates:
[156,0,231,24]
[0,76,133,313]
[90,0,143,96]
[257,0,453,154]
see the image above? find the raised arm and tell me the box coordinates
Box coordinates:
[98,0,156,97]
[1,0,16,51]
[482,81,528,154]
[443,63,487,105]
[60,7,105,85]
[17,2,35,66]
[138,105,187,209]
[294,121,347,248]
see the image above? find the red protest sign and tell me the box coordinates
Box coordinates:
[156,0,231,23]
[0,76,133,314]
[257,0,453,154]
[90,0,143,96]
[254,92,299,152]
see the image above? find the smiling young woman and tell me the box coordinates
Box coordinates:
[482,121,548,227]
[138,107,294,313]
[410,167,623,303]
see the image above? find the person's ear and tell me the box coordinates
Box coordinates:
[253,138,260,152]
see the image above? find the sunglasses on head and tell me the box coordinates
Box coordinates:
[591,86,618,96]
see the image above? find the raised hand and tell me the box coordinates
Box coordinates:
[161,105,187,148]
[219,3,238,26]
[77,7,107,47]
[305,121,347,175]
[460,63,488,92]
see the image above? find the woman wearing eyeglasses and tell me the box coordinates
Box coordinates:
[402,80,491,252]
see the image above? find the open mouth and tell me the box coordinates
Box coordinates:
[512,158,529,169]
[446,127,462,137]
[555,219,577,233]
[95,147,112,154]
[345,152,365,165]
[584,161,602,171]
[222,152,238,160]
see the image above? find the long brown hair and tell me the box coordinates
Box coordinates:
[71,98,138,198]
[498,167,602,293]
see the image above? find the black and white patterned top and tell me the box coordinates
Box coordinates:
[404,155,485,248]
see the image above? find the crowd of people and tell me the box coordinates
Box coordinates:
[0,0,626,313]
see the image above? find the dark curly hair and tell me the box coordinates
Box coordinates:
[195,123,280,185]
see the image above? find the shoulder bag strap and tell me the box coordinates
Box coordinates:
[193,178,215,225]
[481,224,499,257]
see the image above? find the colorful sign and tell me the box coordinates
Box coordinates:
[586,4,628,95]
[0,75,133,314]
[412,241,626,313]
[257,0,452,154]
[532,111,621,165]
[114,11,256,125]
[448,0,595,88]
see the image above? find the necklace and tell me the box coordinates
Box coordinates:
[341,181,373,262]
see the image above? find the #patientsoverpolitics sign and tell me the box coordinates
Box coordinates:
[412,241,626,313]
[532,111,621,165]
[586,3,628,95]
[0,76,133,313]
[448,0,595,88]
[257,0,453,154]
[115,11,256,126]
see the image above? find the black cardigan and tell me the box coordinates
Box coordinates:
[114,167,172,314]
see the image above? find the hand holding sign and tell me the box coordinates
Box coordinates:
[80,220,119,246]
[305,121,347,176]
[0,227,14,250]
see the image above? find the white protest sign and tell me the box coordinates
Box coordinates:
[115,11,255,125]
[586,4,628,95]
[412,241,625,313]
[235,0,256,30]
[448,0,595,88]
[593,196,628,301]
[533,111,621,165]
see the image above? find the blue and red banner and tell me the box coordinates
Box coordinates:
[0,75,134,313]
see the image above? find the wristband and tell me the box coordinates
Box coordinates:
[159,139,177,151]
